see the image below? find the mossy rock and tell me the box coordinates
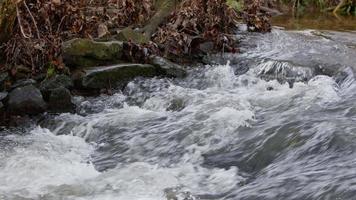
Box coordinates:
[62,39,123,68]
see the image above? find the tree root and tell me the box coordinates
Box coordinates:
[141,0,180,38]
[333,0,351,15]
[0,0,18,44]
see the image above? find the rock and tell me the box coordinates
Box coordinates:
[115,27,149,44]
[0,72,9,90]
[48,87,75,113]
[0,92,8,101]
[0,92,6,111]
[40,74,73,100]
[10,79,37,90]
[149,56,187,78]
[167,98,185,112]
[198,41,215,54]
[76,64,159,90]
[8,85,47,115]
[62,38,123,68]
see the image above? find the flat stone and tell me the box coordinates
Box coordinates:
[79,63,159,90]
[8,85,47,115]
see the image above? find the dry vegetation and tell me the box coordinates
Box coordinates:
[0,0,271,74]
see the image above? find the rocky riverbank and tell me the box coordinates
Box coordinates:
[0,39,188,126]
[0,0,273,126]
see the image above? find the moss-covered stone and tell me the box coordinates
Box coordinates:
[62,39,124,68]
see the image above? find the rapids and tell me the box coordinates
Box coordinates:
[1,29,356,200]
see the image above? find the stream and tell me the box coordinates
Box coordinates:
[1,27,356,200]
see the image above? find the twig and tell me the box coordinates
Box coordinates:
[23,0,40,39]
[16,4,31,39]
[333,0,348,15]
[57,16,66,33]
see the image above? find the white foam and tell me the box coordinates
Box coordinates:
[0,128,99,198]
[0,62,346,199]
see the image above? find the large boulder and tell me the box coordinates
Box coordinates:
[48,87,75,113]
[74,63,159,90]
[149,56,187,78]
[62,39,123,68]
[7,85,47,115]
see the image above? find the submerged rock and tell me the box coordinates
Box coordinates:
[48,87,75,113]
[7,85,47,115]
[62,38,123,68]
[149,56,187,78]
[75,63,158,90]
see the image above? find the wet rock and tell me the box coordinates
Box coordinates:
[10,79,37,90]
[48,87,75,113]
[257,60,314,84]
[62,38,123,68]
[40,74,73,100]
[7,85,47,115]
[0,92,7,111]
[150,56,187,78]
[115,27,149,44]
[76,64,159,90]
[266,86,274,91]
[167,98,185,112]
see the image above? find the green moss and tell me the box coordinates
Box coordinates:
[226,0,244,12]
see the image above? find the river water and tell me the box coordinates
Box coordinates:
[1,29,356,200]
